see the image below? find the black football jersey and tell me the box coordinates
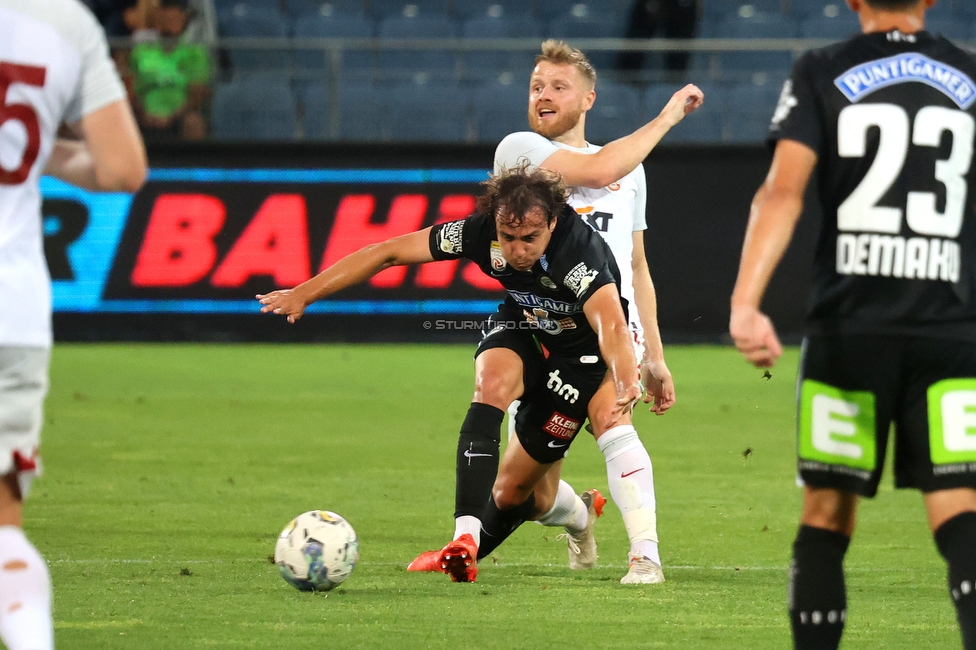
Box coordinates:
[770,29,976,340]
[428,204,626,358]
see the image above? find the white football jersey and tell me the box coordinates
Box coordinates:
[0,0,125,347]
[494,131,648,332]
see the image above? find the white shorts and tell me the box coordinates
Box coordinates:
[0,346,49,498]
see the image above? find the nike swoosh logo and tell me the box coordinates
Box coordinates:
[463,450,493,459]
[621,468,645,478]
[548,441,567,448]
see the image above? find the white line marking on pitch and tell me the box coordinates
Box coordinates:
[51,559,921,573]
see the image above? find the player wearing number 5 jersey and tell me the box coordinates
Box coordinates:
[0,1,146,648]
[730,1,976,648]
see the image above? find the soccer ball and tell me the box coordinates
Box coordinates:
[274,510,359,591]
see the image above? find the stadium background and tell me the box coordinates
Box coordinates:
[61,0,976,341]
[28,2,976,647]
[46,141,819,342]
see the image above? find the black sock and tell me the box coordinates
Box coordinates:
[477,492,536,560]
[788,525,850,650]
[454,403,504,520]
[934,511,976,650]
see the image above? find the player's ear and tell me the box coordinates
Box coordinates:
[844,0,860,13]
[583,87,596,111]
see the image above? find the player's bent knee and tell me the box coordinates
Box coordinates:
[473,349,523,409]
[491,481,531,511]
[473,375,522,411]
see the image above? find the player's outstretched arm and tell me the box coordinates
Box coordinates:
[730,139,817,368]
[584,283,642,430]
[257,228,436,323]
[631,233,675,414]
[541,85,704,189]
[45,100,148,192]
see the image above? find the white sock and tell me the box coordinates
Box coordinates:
[453,515,481,548]
[597,425,662,565]
[535,480,587,534]
[0,526,53,650]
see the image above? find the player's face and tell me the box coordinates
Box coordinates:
[495,207,556,272]
[528,62,594,139]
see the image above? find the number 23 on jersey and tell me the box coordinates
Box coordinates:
[836,103,974,282]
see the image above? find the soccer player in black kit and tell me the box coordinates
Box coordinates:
[731,0,976,648]
[257,166,642,581]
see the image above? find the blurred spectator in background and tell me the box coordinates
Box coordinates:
[128,0,211,140]
[84,0,214,43]
[103,0,159,105]
[120,0,162,40]
[617,0,699,77]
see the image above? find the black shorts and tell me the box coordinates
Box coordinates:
[797,333,976,497]
[476,304,608,464]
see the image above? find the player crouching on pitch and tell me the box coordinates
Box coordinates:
[258,165,641,581]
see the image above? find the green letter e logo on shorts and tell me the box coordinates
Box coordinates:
[928,379,976,465]
[799,380,876,471]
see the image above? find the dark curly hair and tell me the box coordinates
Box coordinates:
[476,163,570,227]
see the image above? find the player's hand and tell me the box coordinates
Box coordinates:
[641,358,675,415]
[256,289,307,324]
[658,84,704,127]
[730,305,783,368]
[590,379,641,432]
[606,381,642,429]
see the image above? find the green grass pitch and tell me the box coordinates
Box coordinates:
[28,344,960,648]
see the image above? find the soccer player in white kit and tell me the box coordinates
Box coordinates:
[0,1,147,647]
[409,40,703,584]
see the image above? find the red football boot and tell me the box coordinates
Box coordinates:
[437,533,479,583]
[406,549,442,572]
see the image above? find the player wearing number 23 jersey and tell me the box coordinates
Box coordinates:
[732,2,976,648]
[771,28,976,338]
[765,24,976,495]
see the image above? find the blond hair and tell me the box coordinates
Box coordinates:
[535,39,597,88]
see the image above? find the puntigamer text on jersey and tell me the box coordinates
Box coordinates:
[835,53,976,109]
